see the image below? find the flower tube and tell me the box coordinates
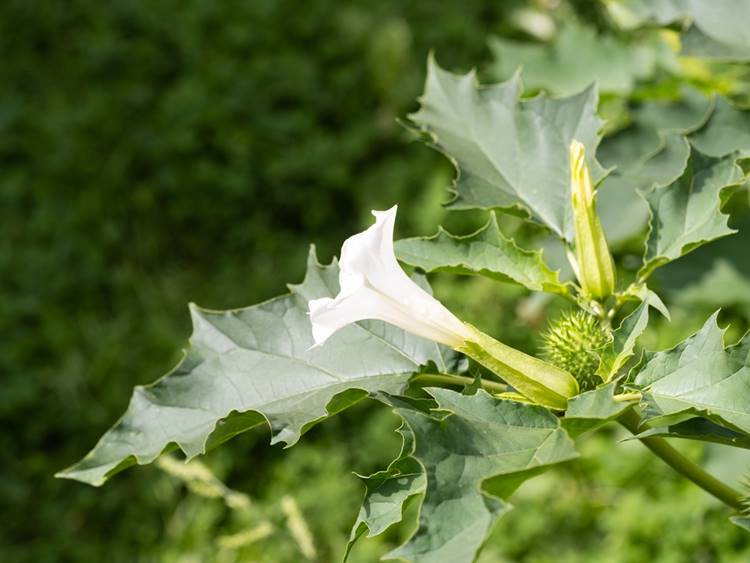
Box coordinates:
[308,206,579,409]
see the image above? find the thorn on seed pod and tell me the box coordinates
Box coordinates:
[540,310,610,392]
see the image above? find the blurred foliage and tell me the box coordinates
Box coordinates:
[3,0,750,561]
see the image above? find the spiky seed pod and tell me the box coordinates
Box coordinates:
[540,310,611,391]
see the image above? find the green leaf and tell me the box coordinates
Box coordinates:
[410,54,605,242]
[394,212,565,293]
[633,89,715,136]
[598,290,669,380]
[632,312,750,436]
[676,259,750,318]
[731,516,750,532]
[487,20,667,96]
[690,97,750,157]
[563,382,631,438]
[631,418,750,449]
[56,249,453,486]
[597,134,692,248]
[386,389,578,563]
[681,24,750,62]
[607,0,750,61]
[346,420,426,560]
[639,148,743,279]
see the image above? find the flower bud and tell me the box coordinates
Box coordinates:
[570,140,616,300]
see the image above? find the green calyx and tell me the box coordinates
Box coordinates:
[458,323,579,410]
[540,311,610,391]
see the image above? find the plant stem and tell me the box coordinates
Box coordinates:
[619,409,744,511]
[613,392,641,402]
[410,373,507,394]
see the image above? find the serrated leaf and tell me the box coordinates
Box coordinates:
[597,135,692,248]
[487,20,666,96]
[690,97,750,157]
[632,312,750,436]
[57,249,454,486]
[386,389,578,563]
[598,290,669,380]
[346,421,426,561]
[394,212,565,294]
[639,148,742,279]
[563,382,631,438]
[410,55,605,242]
[596,90,711,185]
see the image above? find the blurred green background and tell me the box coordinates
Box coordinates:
[3,1,750,562]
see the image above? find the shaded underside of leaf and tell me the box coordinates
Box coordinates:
[57,248,452,486]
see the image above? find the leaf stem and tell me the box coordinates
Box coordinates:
[410,373,507,394]
[619,409,744,511]
[613,392,641,402]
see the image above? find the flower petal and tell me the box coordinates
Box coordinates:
[309,205,470,348]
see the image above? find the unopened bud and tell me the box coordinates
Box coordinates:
[570,140,616,300]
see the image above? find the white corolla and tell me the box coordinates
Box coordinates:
[308,205,579,410]
[308,205,472,348]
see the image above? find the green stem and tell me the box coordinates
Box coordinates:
[613,392,641,402]
[619,409,744,511]
[410,373,507,394]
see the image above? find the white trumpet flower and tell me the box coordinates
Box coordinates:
[308,206,472,348]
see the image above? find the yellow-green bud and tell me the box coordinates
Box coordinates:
[458,323,579,410]
[570,140,616,300]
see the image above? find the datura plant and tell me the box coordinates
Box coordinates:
[59,18,750,562]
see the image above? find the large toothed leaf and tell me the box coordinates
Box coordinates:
[488,20,667,96]
[56,249,453,486]
[386,389,578,563]
[594,90,713,248]
[395,213,565,294]
[409,55,605,242]
[632,312,750,436]
[597,134,691,248]
[639,148,743,279]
